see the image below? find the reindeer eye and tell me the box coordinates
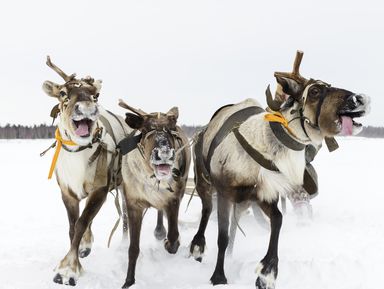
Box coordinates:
[309,86,321,98]
[59,91,67,97]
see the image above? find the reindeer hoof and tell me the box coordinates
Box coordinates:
[53,273,76,286]
[122,278,135,288]
[164,238,180,254]
[189,235,206,262]
[53,273,63,284]
[255,262,276,289]
[154,226,167,240]
[79,248,91,258]
[255,277,275,289]
[210,273,227,285]
[68,278,76,286]
[255,277,266,289]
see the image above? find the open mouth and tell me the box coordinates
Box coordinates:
[154,164,172,179]
[73,118,94,137]
[338,110,365,136]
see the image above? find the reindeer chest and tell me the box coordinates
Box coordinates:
[125,168,175,209]
[55,149,98,200]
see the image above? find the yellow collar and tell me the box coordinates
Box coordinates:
[264,111,296,138]
[48,128,77,179]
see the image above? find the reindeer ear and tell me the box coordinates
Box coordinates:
[166,107,179,121]
[93,79,102,93]
[42,81,61,98]
[125,113,144,129]
[275,76,303,97]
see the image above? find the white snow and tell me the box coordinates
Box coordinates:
[0,138,383,289]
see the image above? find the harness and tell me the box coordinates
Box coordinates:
[197,103,318,195]
[279,82,339,152]
[118,126,188,181]
[42,110,125,185]
[206,106,264,173]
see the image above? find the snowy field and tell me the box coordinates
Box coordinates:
[0,138,383,289]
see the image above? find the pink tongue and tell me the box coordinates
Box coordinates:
[75,123,90,137]
[156,164,171,176]
[340,116,353,136]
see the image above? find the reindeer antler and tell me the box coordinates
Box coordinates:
[266,85,283,111]
[118,99,148,116]
[266,50,309,110]
[274,50,308,84]
[46,56,77,83]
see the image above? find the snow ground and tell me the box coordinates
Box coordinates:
[0,138,383,289]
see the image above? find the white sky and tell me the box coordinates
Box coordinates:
[0,0,383,126]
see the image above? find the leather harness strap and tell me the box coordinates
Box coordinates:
[100,114,117,144]
[194,128,210,183]
[197,103,318,195]
[206,106,265,173]
[232,127,278,172]
[269,122,306,151]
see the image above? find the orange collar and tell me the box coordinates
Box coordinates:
[48,129,77,179]
[264,111,296,138]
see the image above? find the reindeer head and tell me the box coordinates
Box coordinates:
[42,57,102,146]
[267,51,370,138]
[119,100,180,180]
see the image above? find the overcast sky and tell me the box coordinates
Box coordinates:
[0,0,383,126]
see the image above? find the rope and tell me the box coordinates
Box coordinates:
[184,187,196,213]
[264,111,297,138]
[107,189,122,248]
[48,129,78,179]
[233,203,247,238]
[174,127,205,157]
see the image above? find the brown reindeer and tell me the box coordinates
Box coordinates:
[42,57,130,286]
[118,100,191,288]
[189,51,370,288]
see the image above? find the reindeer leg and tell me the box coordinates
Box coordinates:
[122,205,144,288]
[190,180,212,262]
[251,202,270,230]
[164,198,181,254]
[120,187,129,240]
[78,197,96,258]
[53,187,108,286]
[210,193,230,285]
[79,222,93,258]
[61,191,79,244]
[255,200,282,289]
[154,210,167,240]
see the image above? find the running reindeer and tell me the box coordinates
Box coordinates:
[189,51,370,288]
[118,100,191,288]
[42,57,129,286]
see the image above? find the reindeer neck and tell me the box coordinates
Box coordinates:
[279,108,322,147]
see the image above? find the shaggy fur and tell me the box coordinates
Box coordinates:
[190,76,370,289]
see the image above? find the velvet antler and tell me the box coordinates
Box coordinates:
[46,56,76,83]
[274,50,308,84]
[118,99,148,116]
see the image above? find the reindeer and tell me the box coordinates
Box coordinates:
[42,57,130,286]
[117,100,191,288]
[189,51,370,288]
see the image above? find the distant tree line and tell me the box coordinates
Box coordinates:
[0,124,382,139]
[0,124,203,139]
[0,124,55,139]
[357,125,384,138]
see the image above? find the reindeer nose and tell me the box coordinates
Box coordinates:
[74,103,82,115]
[353,95,365,106]
[74,102,98,116]
[153,147,175,161]
[346,94,364,109]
